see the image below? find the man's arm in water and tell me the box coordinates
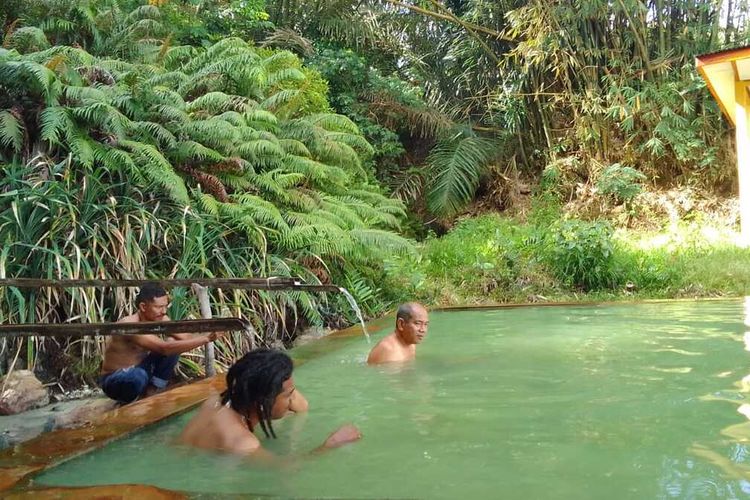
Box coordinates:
[237,424,361,461]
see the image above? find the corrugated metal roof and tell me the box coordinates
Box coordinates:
[696,43,750,60]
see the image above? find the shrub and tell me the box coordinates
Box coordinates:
[597,163,646,205]
[544,219,617,290]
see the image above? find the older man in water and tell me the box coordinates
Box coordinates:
[99,283,225,403]
[367,302,429,364]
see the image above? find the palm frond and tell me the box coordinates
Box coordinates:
[425,136,497,217]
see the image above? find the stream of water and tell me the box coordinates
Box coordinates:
[337,287,370,343]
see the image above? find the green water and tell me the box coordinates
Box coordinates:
[35,301,750,498]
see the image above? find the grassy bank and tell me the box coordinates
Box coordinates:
[383,208,750,307]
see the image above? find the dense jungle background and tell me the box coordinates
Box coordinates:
[1,0,749,388]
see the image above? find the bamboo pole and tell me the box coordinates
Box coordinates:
[191,283,216,377]
[0,318,247,338]
[0,278,293,288]
[382,0,512,41]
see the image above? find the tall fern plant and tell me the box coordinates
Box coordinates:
[0,7,412,380]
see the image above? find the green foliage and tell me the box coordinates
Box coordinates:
[425,134,496,217]
[385,209,750,307]
[383,215,542,304]
[0,3,413,382]
[596,164,646,205]
[134,0,272,46]
[499,1,737,188]
[309,46,460,210]
[541,219,617,291]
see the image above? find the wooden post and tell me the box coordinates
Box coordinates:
[191,283,216,377]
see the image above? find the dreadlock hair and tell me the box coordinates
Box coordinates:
[135,283,167,308]
[220,349,294,439]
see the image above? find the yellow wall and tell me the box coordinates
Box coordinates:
[736,81,750,246]
[706,63,739,125]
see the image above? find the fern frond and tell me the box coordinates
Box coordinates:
[307,113,360,134]
[215,111,246,127]
[231,193,289,230]
[245,109,279,128]
[94,147,143,182]
[260,89,301,111]
[0,60,60,102]
[6,27,50,53]
[146,72,189,90]
[265,67,306,87]
[0,110,25,153]
[320,198,366,229]
[40,106,72,145]
[152,104,189,122]
[195,192,221,216]
[172,140,225,163]
[64,127,95,167]
[129,120,176,148]
[186,92,252,115]
[162,45,197,68]
[284,188,320,211]
[285,155,347,184]
[350,229,415,255]
[120,139,189,204]
[278,139,311,157]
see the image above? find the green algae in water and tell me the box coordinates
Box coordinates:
[35,301,750,498]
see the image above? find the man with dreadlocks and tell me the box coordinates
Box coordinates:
[180,349,360,456]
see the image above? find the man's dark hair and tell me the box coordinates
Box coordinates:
[220,349,293,438]
[135,283,167,307]
[396,302,421,324]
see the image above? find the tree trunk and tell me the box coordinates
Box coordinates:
[725,0,735,45]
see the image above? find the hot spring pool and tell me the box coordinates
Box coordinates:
[32,301,750,498]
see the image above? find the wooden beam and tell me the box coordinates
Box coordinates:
[0,278,340,292]
[696,63,735,126]
[0,318,247,338]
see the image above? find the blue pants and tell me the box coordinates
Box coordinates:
[99,353,179,403]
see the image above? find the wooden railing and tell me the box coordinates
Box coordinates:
[0,277,339,376]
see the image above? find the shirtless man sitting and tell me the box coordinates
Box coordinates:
[99,283,222,404]
[180,348,360,457]
[367,302,429,364]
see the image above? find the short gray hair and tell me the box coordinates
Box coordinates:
[396,302,423,324]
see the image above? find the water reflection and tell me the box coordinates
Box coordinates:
[676,297,750,496]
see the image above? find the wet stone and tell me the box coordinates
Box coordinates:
[0,371,49,415]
